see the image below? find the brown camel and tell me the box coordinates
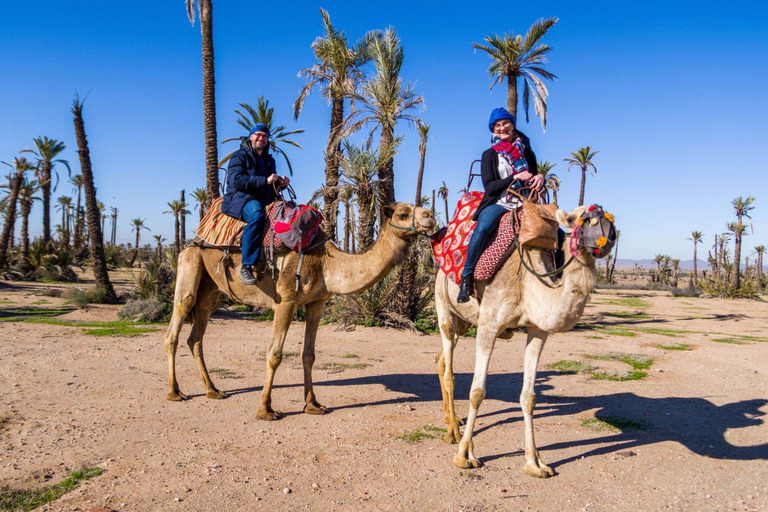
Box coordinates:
[434,205,615,478]
[163,202,435,420]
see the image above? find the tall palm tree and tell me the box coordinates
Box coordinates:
[347,27,424,214]
[71,94,117,303]
[109,206,119,246]
[21,137,70,247]
[687,230,704,287]
[652,253,664,281]
[473,17,558,131]
[180,189,187,245]
[191,187,208,222]
[165,200,184,254]
[414,122,431,206]
[437,182,450,225]
[17,178,41,269]
[97,200,106,244]
[69,174,84,252]
[294,9,373,241]
[0,158,36,268]
[339,187,355,252]
[186,0,219,206]
[717,233,732,276]
[537,160,560,204]
[732,196,755,225]
[754,245,766,291]
[727,222,747,290]
[564,146,599,206]
[153,234,166,256]
[55,195,73,249]
[130,217,150,267]
[220,98,304,173]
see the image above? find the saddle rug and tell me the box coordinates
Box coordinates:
[430,192,523,284]
[194,196,287,252]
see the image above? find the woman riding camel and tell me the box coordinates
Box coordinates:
[456,108,544,303]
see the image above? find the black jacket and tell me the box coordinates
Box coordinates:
[473,130,538,221]
[221,138,278,220]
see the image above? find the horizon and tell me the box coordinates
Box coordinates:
[2,1,767,260]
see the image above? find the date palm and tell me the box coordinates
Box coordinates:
[220,98,303,174]
[55,195,73,249]
[414,122,431,206]
[728,222,747,290]
[130,217,150,268]
[687,230,704,287]
[69,174,85,252]
[537,160,560,204]
[21,137,70,247]
[109,206,119,246]
[153,234,166,256]
[294,9,373,241]
[191,187,208,222]
[346,27,424,215]
[165,200,184,254]
[97,200,106,243]
[437,182,451,225]
[0,158,36,269]
[473,17,558,131]
[186,0,219,206]
[732,196,755,224]
[18,178,41,269]
[754,245,766,291]
[564,146,599,206]
[71,94,117,302]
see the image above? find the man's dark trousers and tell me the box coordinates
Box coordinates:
[241,199,267,266]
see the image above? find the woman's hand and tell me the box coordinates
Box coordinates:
[514,171,533,182]
[531,174,545,191]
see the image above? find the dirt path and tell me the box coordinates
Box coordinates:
[1,280,766,511]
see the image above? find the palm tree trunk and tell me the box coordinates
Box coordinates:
[135,231,141,267]
[0,172,22,269]
[41,162,52,247]
[415,146,426,206]
[174,215,181,254]
[343,199,350,252]
[72,98,117,303]
[378,125,396,216]
[200,0,219,206]
[20,204,31,270]
[180,189,186,244]
[357,191,375,252]
[609,238,619,282]
[506,73,518,120]
[553,189,558,206]
[431,189,436,218]
[734,236,742,290]
[350,205,356,253]
[579,166,586,206]
[444,196,450,225]
[74,188,82,252]
[323,96,344,241]
[693,242,698,287]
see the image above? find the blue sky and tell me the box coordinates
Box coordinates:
[1,1,767,260]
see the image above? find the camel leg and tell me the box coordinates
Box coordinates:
[256,301,298,421]
[453,326,497,469]
[521,327,553,478]
[437,309,462,444]
[186,282,226,400]
[163,250,203,401]
[302,299,328,415]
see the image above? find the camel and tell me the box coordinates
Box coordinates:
[434,205,615,478]
[163,202,435,420]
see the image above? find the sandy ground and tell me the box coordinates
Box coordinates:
[1,274,767,512]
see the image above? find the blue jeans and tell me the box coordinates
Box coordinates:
[241,199,267,266]
[461,203,509,279]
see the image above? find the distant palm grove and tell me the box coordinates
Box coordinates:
[0,9,763,322]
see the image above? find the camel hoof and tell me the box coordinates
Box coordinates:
[453,455,482,469]
[524,461,554,478]
[444,414,464,427]
[206,389,228,399]
[304,403,328,415]
[443,427,461,444]
[256,408,281,421]
[166,390,187,401]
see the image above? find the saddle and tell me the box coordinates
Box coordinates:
[430,192,523,284]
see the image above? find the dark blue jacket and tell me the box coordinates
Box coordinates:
[221,138,278,220]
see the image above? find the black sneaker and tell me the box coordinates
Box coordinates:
[456,275,473,303]
[240,265,257,285]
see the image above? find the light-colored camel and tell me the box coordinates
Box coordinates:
[163,203,435,420]
[435,205,614,478]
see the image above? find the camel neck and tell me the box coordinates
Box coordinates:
[323,225,410,295]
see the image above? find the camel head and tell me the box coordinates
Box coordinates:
[383,202,436,239]
[557,204,617,259]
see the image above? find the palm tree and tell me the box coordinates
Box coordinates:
[732,196,755,225]
[716,233,732,276]
[339,187,355,252]
[220,98,304,174]
[687,230,704,287]
[69,174,84,252]
[153,234,166,256]
[294,9,373,241]
[130,217,150,265]
[727,222,747,290]
[413,122,431,206]
[97,200,106,243]
[652,253,664,282]
[17,178,41,269]
[608,229,621,282]
[71,94,117,303]
[472,17,558,131]
[537,160,560,204]
[346,27,424,214]
[21,137,70,247]
[180,190,187,245]
[564,146,599,206]
[754,245,766,291]
[109,206,119,246]
[186,0,219,206]
[437,182,450,225]
[0,157,36,268]
[671,258,681,288]
[165,200,184,254]
[191,187,208,222]
[55,195,73,249]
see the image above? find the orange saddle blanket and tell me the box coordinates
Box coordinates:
[194,197,287,251]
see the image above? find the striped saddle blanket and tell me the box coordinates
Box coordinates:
[194,197,287,252]
[430,192,522,284]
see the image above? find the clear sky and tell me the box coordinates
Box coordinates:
[2,1,767,260]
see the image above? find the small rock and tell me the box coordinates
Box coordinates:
[174,497,182,502]
[311,483,320,490]
[616,450,636,458]
[499,488,507,493]
[283,488,291,494]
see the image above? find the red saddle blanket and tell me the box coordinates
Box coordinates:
[194,196,287,251]
[430,192,522,284]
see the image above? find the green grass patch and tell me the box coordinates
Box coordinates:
[585,335,604,339]
[395,425,445,443]
[638,327,688,337]
[594,326,637,337]
[233,305,251,312]
[31,300,51,305]
[586,353,653,370]
[0,466,103,511]
[209,367,242,379]
[712,338,746,345]
[462,325,478,338]
[597,297,651,308]
[0,307,75,320]
[317,362,371,370]
[342,353,359,359]
[546,360,596,374]
[603,311,649,319]
[658,342,690,351]
[729,334,767,342]
[282,352,299,358]
[84,326,157,337]
[592,370,648,381]
[581,416,646,432]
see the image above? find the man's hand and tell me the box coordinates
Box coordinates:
[515,171,533,182]
[267,174,279,185]
[531,174,545,191]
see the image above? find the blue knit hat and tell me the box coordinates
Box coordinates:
[488,108,516,132]
[249,123,270,138]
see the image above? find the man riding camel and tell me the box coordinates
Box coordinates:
[221,123,290,285]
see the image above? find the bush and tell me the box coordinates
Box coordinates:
[64,287,109,308]
[670,285,701,298]
[119,298,169,323]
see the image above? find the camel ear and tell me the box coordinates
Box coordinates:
[558,206,588,228]
[556,209,569,227]
[382,203,396,219]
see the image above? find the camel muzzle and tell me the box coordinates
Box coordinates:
[576,205,616,259]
